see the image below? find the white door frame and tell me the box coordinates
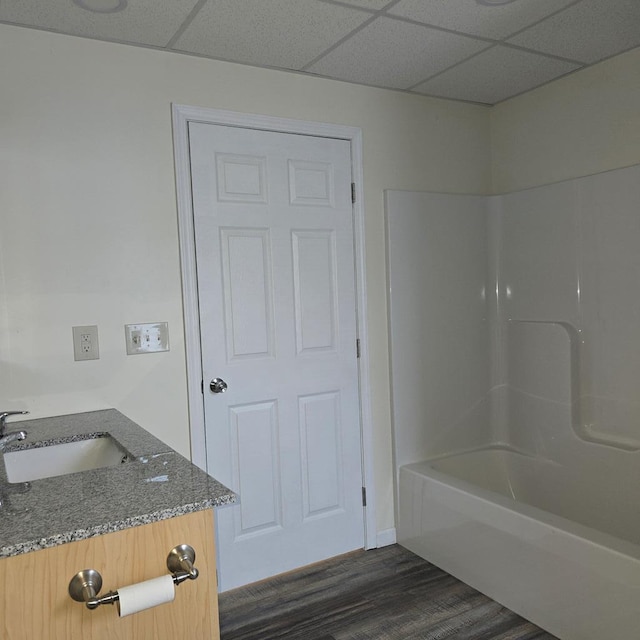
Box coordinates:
[172,104,376,550]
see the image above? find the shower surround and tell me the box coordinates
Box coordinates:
[386,163,640,640]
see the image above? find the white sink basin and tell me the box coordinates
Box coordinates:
[3,436,129,483]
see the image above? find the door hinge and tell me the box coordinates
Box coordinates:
[200,380,204,395]
[351,182,356,204]
[362,486,367,507]
[356,338,361,359]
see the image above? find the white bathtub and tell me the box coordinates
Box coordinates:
[398,446,640,640]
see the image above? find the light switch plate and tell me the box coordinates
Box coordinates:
[125,322,169,355]
[72,325,99,361]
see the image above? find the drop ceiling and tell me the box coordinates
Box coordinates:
[2,0,639,105]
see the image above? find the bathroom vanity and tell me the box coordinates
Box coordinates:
[0,410,235,639]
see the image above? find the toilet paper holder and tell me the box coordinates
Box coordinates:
[68,543,199,610]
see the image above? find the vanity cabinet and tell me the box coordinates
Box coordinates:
[0,509,219,639]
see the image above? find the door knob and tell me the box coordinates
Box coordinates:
[210,378,228,394]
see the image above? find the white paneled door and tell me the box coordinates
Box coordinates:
[188,122,364,591]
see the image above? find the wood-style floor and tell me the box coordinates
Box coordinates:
[218,545,557,640]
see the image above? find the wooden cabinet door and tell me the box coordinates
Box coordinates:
[0,510,219,639]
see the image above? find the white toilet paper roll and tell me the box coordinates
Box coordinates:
[117,574,176,617]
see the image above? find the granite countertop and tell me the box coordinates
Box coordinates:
[0,409,236,558]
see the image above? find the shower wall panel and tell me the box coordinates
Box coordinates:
[499,164,640,452]
[385,191,492,474]
[387,163,640,479]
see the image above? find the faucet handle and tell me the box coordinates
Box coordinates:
[0,411,29,430]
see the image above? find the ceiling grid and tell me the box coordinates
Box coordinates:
[1,0,638,104]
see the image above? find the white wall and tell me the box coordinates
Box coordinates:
[491,47,640,193]
[488,45,640,455]
[0,24,491,534]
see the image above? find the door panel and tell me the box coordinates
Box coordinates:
[299,391,343,517]
[189,122,363,591]
[292,230,338,353]
[231,400,281,535]
[220,228,275,360]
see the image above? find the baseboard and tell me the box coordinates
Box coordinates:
[376,528,397,548]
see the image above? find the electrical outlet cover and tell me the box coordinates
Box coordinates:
[125,322,169,355]
[72,325,99,361]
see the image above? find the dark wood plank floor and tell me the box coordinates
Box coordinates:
[218,544,557,640]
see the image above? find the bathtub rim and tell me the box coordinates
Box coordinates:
[401,444,640,562]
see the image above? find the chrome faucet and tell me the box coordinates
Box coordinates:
[0,411,29,437]
[0,429,27,451]
[0,411,29,450]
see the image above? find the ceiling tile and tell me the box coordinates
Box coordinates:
[413,45,581,104]
[307,16,490,90]
[172,0,371,70]
[1,0,636,104]
[388,0,578,40]
[508,0,640,63]
[0,0,200,46]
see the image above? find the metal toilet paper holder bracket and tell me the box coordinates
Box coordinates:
[68,543,199,610]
